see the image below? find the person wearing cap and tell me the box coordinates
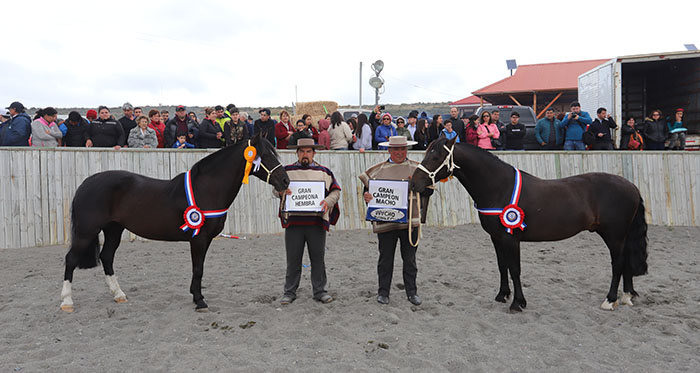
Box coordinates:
[535,108,563,150]
[0,102,32,146]
[86,109,98,123]
[407,110,419,140]
[277,138,341,305]
[254,108,277,145]
[667,108,687,150]
[61,111,90,147]
[30,107,62,147]
[359,136,426,306]
[0,108,11,123]
[375,113,398,150]
[164,105,198,147]
[559,101,592,150]
[504,111,526,150]
[448,107,466,143]
[118,102,137,138]
[85,106,125,149]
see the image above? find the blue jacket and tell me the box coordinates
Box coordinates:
[559,111,592,141]
[0,112,32,146]
[441,128,460,143]
[535,117,563,145]
[375,124,397,150]
[172,140,196,148]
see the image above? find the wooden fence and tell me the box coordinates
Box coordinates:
[0,148,698,249]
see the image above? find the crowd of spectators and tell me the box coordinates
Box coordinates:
[0,100,689,151]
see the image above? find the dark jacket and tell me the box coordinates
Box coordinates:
[254,118,276,145]
[118,116,137,137]
[63,118,90,147]
[589,117,617,144]
[643,118,668,143]
[198,118,230,148]
[164,116,198,148]
[413,129,429,150]
[228,119,250,145]
[535,117,563,146]
[288,129,311,147]
[0,112,32,146]
[504,122,526,150]
[620,122,643,150]
[85,116,125,147]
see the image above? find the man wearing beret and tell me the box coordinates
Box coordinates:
[277,138,341,305]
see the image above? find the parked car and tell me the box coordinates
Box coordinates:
[474,105,539,150]
[337,108,374,121]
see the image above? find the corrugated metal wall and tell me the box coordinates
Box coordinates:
[0,148,697,249]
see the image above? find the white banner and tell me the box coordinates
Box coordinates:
[284,181,325,212]
[367,180,409,223]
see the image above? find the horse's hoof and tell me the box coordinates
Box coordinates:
[509,303,523,313]
[114,296,128,304]
[195,307,209,313]
[495,292,510,303]
[620,292,634,306]
[60,304,74,313]
[600,299,618,311]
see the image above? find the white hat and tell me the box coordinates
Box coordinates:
[379,136,417,148]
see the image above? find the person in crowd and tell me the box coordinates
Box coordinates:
[667,108,687,150]
[128,115,158,148]
[395,116,412,144]
[328,111,355,150]
[226,106,249,145]
[535,107,563,150]
[289,119,311,147]
[620,117,644,150]
[239,112,254,138]
[61,111,90,147]
[375,113,398,150]
[476,111,499,150]
[427,114,443,143]
[441,119,460,143]
[85,106,124,149]
[643,109,668,150]
[164,105,197,147]
[491,109,506,150]
[448,107,465,143]
[504,112,526,150]
[198,107,230,149]
[589,107,617,150]
[275,110,295,149]
[133,107,143,119]
[352,113,373,152]
[86,109,98,123]
[0,108,10,123]
[118,102,137,138]
[302,114,320,143]
[360,136,426,306]
[160,109,170,125]
[147,109,166,148]
[255,108,277,145]
[317,118,331,150]
[412,119,430,150]
[406,110,419,140]
[30,107,62,147]
[465,115,479,146]
[188,111,199,125]
[213,105,231,144]
[172,132,196,149]
[224,104,236,119]
[559,101,592,150]
[369,105,385,150]
[277,138,341,305]
[0,101,32,146]
[347,117,357,133]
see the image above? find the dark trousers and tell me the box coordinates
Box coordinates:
[646,141,665,150]
[591,141,614,150]
[377,228,418,297]
[284,225,327,299]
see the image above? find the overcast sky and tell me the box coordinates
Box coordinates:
[2,0,698,109]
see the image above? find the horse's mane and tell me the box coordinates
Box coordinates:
[190,137,278,176]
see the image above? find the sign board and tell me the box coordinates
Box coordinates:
[284,181,325,212]
[366,180,409,223]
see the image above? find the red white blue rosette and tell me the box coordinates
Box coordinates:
[181,205,205,236]
[499,204,526,233]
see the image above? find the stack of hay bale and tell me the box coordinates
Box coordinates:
[293,101,338,129]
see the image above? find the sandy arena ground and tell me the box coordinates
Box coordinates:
[1,224,699,372]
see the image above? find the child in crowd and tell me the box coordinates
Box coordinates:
[172,132,195,149]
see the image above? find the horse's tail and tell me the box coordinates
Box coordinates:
[624,196,648,276]
[70,206,101,269]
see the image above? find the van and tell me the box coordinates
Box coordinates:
[474,105,539,150]
[337,108,374,121]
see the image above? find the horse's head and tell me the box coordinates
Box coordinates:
[409,136,458,193]
[249,133,290,192]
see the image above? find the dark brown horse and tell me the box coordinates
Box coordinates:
[409,137,648,312]
[60,134,289,312]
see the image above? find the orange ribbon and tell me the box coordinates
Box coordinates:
[243,146,256,184]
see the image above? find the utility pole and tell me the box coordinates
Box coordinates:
[359,62,363,109]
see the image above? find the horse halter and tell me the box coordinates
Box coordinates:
[415,143,460,186]
[249,140,282,183]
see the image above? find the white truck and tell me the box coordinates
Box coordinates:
[578,50,700,150]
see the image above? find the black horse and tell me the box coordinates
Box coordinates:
[410,137,648,312]
[60,134,290,312]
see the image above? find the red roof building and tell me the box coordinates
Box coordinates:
[467,59,609,118]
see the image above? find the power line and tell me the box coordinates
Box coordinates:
[381,73,464,98]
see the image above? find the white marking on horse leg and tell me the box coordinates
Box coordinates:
[60,280,74,312]
[620,292,634,306]
[105,275,127,303]
[600,299,618,311]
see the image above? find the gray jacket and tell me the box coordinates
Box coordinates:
[30,119,63,147]
[128,127,159,148]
